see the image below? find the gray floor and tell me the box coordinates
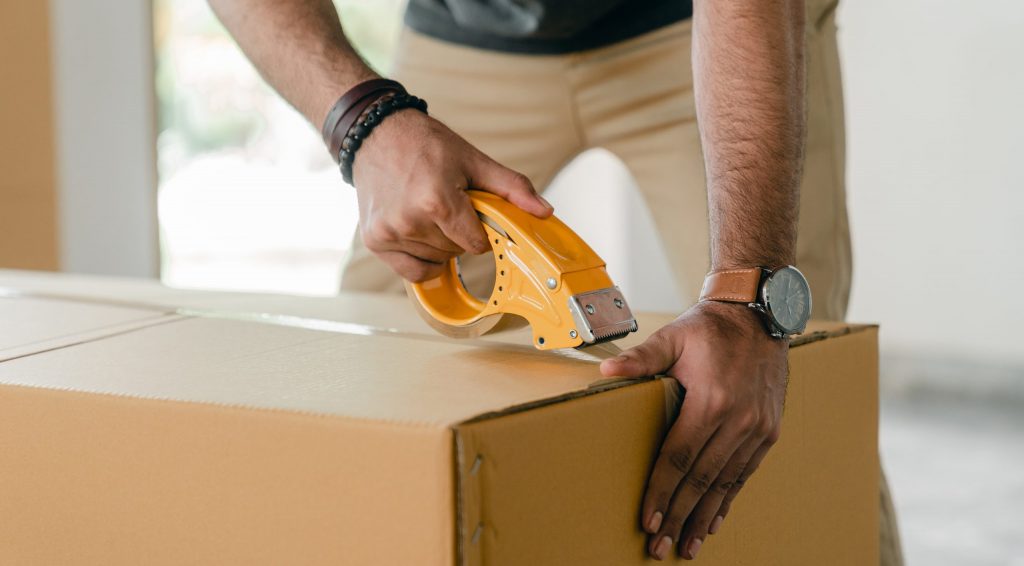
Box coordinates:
[881,392,1024,565]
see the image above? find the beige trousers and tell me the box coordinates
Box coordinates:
[339,2,901,564]
[340,8,852,320]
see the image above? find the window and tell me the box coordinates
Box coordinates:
[154,0,404,295]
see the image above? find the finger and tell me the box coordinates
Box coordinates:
[379,238,458,265]
[678,430,761,554]
[362,213,463,258]
[394,188,484,255]
[640,390,721,558]
[467,154,553,218]
[713,437,773,528]
[651,429,741,560]
[432,189,490,254]
[407,226,466,256]
[600,328,681,378]
[376,250,446,283]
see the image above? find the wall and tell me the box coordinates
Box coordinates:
[49,0,159,277]
[839,0,1024,368]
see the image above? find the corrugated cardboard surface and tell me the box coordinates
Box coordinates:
[0,271,878,565]
[0,385,454,565]
[455,328,878,565]
[0,5,59,270]
[0,295,174,362]
[0,269,851,351]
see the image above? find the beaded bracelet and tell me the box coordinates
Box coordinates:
[338,92,428,185]
[323,80,406,163]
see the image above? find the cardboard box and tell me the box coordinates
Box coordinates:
[0,270,878,565]
[0,4,59,270]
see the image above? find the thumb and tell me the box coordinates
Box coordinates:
[468,154,553,218]
[600,329,681,379]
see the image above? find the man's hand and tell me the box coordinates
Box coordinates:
[600,301,788,560]
[209,0,554,283]
[352,109,552,282]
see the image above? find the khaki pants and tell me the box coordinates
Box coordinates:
[340,2,902,564]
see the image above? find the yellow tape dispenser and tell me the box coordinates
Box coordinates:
[405,190,638,352]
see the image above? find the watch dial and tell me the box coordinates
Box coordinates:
[764,266,811,334]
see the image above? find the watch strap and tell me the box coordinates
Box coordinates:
[699,268,763,303]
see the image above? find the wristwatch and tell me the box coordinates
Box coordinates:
[699,266,812,339]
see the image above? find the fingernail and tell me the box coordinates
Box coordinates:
[654,536,673,560]
[709,515,724,535]
[687,537,703,559]
[538,194,553,210]
[611,355,627,364]
[646,511,663,533]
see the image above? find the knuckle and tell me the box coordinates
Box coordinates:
[392,216,418,238]
[361,228,383,251]
[706,391,733,419]
[666,449,694,474]
[365,221,396,247]
[509,171,534,191]
[713,476,735,494]
[685,471,713,493]
[737,410,760,435]
[759,415,782,443]
[420,194,451,219]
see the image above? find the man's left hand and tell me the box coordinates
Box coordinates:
[599,300,788,560]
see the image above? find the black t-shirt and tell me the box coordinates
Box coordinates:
[405,0,693,55]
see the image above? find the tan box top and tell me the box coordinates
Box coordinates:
[0,269,861,427]
[0,294,173,362]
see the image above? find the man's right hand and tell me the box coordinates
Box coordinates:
[351,108,553,282]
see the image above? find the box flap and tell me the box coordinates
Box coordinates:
[0,315,626,426]
[0,270,871,428]
[0,269,439,336]
[0,269,866,351]
[0,295,175,362]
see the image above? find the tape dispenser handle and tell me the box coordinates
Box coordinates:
[407,190,608,349]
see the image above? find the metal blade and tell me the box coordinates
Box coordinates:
[551,340,625,363]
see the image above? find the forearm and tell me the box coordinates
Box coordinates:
[693,0,806,270]
[208,0,377,127]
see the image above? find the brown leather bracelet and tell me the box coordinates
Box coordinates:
[330,94,391,161]
[322,79,405,162]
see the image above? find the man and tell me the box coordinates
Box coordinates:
[211,0,901,562]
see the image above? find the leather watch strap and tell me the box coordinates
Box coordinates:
[699,268,763,303]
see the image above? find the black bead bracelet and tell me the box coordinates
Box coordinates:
[338,92,429,185]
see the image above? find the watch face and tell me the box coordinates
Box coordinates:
[763,266,812,334]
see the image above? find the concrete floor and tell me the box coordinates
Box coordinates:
[881,392,1024,565]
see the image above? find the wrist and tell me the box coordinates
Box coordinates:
[337,93,428,185]
[694,299,764,333]
[321,78,409,164]
[315,71,380,127]
[350,108,429,188]
[699,265,811,339]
